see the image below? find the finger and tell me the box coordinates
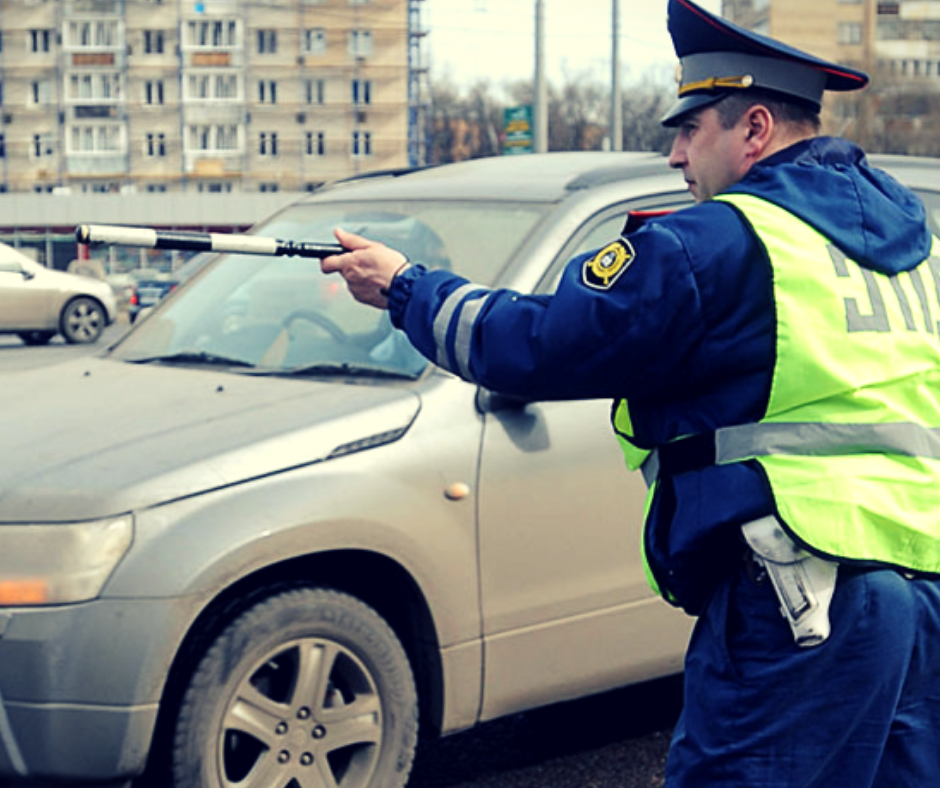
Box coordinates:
[334,227,371,250]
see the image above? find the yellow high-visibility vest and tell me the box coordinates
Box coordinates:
[616,193,940,598]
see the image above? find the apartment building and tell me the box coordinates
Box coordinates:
[0,0,420,195]
[721,1,940,146]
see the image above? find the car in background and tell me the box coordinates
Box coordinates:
[0,152,936,788]
[0,242,118,345]
[127,253,217,323]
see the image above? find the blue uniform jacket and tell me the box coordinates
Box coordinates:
[387,138,933,614]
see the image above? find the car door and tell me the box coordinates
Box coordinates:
[476,195,694,722]
[0,257,51,330]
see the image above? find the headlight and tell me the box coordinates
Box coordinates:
[0,516,133,606]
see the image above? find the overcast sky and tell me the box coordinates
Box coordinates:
[424,0,723,90]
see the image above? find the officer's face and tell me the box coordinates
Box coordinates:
[668,106,752,203]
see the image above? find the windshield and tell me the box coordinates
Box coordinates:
[111,199,547,377]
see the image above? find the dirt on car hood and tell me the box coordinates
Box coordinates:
[0,357,421,521]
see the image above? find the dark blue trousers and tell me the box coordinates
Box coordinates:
[665,562,940,787]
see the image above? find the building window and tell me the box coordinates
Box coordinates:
[145,80,164,105]
[187,73,239,101]
[68,21,119,49]
[351,130,371,157]
[31,79,54,105]
[258,80,277,104]
[69,125,121,153]
[257,30,277,54]
[188,124,239,152]
[259,132,278,156]
[29,30,53,53]
[306,78,325,104]
[81,182,119,193]
[351,79,371,105]
[145,132,166,157]
[68,73,121,102]
[143,30,165,54]
[32,133,54,158]
[198,181,233,193]
[306,130,325,156]
[348,29,373,58]
[838,22,862,45]
[186,19,238,48]
[304,28,327,55]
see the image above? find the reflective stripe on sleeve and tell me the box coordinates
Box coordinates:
[432,284,491,378]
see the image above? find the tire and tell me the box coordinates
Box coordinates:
[60,296,106,344]
[18,331,55,346]
[171,588,418,788]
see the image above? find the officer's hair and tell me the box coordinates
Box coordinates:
[715,89,822,134]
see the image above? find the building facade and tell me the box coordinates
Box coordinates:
[721,0,940,150]
[0,0,424,195]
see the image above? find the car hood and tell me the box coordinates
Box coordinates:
[48,268,115,298]
[0,357,421,522]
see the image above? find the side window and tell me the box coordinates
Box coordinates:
[917,189,940,236]
[538,193,693,294]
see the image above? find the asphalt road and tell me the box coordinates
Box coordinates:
[0,318,683,788]
[407,675,682,788]
[0,320,130,373]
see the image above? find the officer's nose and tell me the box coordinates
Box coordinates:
[668,136,687,170]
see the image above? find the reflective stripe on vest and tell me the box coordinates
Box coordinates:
[624,192,940,580]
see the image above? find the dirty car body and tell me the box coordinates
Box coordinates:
[0,152,937,788]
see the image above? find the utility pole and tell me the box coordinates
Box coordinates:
[610,0,622,151]
[534,0,548,153]
[859,0,876,148]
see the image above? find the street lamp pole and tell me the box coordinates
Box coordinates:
[534,0,548,152]
[610,0,622,151]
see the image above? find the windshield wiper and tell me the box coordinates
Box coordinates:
[127,350,256,368]
[246,362,418,380]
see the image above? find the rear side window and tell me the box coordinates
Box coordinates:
[917,189,940,236]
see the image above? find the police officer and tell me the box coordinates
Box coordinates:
[322,0,940,785]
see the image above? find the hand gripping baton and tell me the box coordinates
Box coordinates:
[75,223,346,259]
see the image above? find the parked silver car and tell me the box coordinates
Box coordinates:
[0,152,937,788]
[0,242,118,345]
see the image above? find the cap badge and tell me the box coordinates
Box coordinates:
[678,73,755,96]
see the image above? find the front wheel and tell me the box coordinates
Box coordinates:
[60,296,106,344]
[171,588,418,788]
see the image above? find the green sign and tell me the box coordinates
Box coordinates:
[503,105,533,156]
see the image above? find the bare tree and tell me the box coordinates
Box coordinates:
[428,72,677,162]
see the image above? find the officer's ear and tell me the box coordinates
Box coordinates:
[742,104,774,158]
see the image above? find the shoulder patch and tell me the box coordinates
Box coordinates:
[582,239,636,290]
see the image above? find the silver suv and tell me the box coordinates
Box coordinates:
[0,152,936,788]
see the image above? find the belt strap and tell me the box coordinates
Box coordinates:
[641,420,940,486]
